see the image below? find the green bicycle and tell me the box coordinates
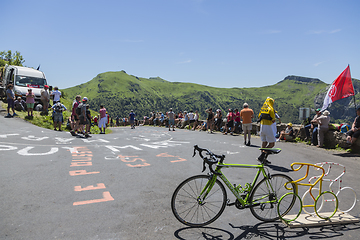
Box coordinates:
[171,145,296,227]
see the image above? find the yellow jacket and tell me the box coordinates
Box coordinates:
[258,97,275,125]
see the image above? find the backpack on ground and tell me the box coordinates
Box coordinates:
[341,124,351,133]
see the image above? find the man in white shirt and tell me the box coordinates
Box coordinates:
[51,86,61,105]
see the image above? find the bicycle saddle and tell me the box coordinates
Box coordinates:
[259,148,281,154]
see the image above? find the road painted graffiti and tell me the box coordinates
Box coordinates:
[68,146,114,206]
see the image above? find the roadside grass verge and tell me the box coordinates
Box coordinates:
[1,101,112,134]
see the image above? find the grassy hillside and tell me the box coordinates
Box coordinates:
[62,71,359,124]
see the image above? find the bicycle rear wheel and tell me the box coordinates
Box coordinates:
[249,174,296,222]
[171,175,227,227]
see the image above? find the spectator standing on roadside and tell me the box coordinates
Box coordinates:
[98,105,107,134]
[206,108,214,133]
[70,95,82,136]
[214,109,222,131]
[51,101,67,131]
[86,105,92,134]
[257,97,276,163]
[346,107,360,145]
[40,85,50,115]
[79,97,90,137]
[309,109,322,145]
[6,84,17,117]
[50,86,61,105]
[224,109,234,135]
[234,108,241,134]
[129,110,136,129]
[240,103,254,146]
[26,88,35,117]
[316,110,330,148]
[167,108,175,131]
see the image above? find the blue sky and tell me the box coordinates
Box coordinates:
[2,0,360,89]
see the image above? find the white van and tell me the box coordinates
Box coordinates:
[0,65,50,103]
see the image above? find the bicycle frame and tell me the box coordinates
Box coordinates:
[199,162,272,207]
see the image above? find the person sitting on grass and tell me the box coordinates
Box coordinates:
[51,101,67,131]
[14,97,26,111]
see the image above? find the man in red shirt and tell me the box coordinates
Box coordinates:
[70,95,81,136]
[240,103,254,146]
[224,109,234,135]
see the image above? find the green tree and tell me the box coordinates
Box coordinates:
[0,50,25,67]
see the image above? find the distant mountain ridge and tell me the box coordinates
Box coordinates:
[62,71,359,124]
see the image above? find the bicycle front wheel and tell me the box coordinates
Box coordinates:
[249,174,296,222]
[171,175,227,227]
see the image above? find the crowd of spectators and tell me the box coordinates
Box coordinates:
[3,82,359,149]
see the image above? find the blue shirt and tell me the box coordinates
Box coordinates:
[129,112,136,121]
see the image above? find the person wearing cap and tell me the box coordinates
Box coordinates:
[308,108,322,145]
[278,123,294,141]
[98,104,107,134]
[26,88,35,117]
[224,109,234,135]
[240,103,254,146]
[316,110,331,148]
[41,85,50,115]
[129,110,136,129]
[346,107,360,145]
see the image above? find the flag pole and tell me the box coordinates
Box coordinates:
[349,64,357,116]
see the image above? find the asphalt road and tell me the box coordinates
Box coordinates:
[1,112,360,240]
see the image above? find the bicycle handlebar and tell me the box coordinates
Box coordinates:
[193,145,225,175]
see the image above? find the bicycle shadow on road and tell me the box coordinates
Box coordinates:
[174,222,360,239]
[174,226,235,240]
[229,221,360,240]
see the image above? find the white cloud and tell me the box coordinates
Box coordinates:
[261,30,281,34]
[313,60,329,67]
[177,59,192,64]
[121,39,144,43]
[307,29,341,34]
[329,29,341,34]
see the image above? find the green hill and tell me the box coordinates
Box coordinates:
[62,71,359,124]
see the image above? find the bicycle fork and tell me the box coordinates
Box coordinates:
[197,175,217,205]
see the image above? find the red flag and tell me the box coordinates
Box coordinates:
[321,65,354,111]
